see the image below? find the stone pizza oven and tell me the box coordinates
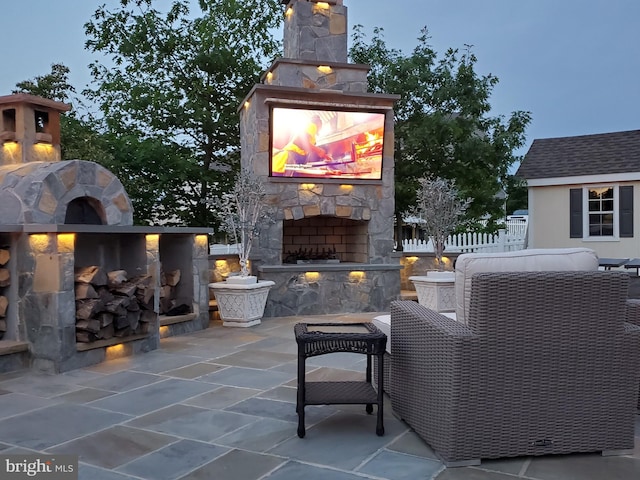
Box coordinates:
[239,0,402,316]
[0,94,210,374]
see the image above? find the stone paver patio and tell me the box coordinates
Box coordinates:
[0,313,638,480]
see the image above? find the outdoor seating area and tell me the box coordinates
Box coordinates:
[0,312,638,480]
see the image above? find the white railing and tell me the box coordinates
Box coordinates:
[210,243,240,255]
[402,228,526,253]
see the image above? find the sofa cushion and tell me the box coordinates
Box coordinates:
[454,248,599,325]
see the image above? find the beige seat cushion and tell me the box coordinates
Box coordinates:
[454,248,599,324]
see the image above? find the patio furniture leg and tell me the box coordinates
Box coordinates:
[365,354,373,414]
[376,351,384,436]
[297,353,306,438]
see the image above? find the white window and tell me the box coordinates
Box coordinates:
[586,186,615,237]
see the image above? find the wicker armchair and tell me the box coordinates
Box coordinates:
[390,271,640,466]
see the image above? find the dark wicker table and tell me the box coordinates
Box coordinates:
[294,322,387,438]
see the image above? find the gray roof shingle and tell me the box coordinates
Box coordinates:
[516,129,640,180]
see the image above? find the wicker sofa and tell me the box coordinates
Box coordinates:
[389,271,640,466]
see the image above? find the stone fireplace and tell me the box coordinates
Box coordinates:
[0,93,210,374]
[239,0,402,316]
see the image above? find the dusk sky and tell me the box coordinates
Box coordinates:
[1,0,638,162]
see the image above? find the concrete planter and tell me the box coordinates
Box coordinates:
[409,271,456,313]
[209,279,275,327]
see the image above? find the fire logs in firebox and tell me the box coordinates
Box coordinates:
[74,266,156,343]
[0,247,9,340]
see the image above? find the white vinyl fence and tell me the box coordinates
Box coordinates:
[402,221,528,254]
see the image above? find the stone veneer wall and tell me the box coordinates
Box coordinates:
[283,0,347,63]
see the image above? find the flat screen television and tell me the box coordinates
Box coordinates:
[270,106,385,180]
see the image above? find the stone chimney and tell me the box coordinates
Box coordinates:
[0,93,70,165]
[282,0,347,63]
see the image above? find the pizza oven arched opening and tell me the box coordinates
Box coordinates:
[64,197,106,225]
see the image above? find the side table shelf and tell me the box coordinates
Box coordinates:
[294,322,387,438]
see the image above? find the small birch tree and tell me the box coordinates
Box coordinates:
[406,177,471,270]
[213,170,271,277]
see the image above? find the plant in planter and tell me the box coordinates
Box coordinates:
[213,168,272,281]
[405,177,471,312]
[208,169,275,326]
[405,176,471,271]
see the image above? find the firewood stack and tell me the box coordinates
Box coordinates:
[74,266,156,343]
[159,268,190,316]
[0,247,9,340]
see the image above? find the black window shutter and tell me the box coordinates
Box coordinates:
[569,188,583,238]
[619,185,634,238]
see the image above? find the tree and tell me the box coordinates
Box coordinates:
[83,0,283,228]
[210,169,271,277]
[405,177,471,270]
[349,27,531,245]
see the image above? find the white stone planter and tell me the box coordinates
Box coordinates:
[209,279,275,327]
[409,271,456,313]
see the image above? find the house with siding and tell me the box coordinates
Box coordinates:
[516,129,640,258]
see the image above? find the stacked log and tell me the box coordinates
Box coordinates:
[159,268,191,316]
[0,247,9,340]
[74,266,156,343]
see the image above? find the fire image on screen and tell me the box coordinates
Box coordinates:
[270,107,384,179]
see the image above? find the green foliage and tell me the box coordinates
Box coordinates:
[83,0,283,227]
[13,63,76,103]
[349,26,531,239]
[504,174,528,215]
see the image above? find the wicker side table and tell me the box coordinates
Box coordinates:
[294,322,387,438]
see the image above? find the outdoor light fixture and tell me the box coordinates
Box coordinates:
[159,326,170,336]
[57,233,75,253]
[305,272,320,281]
[29,234,50,252]
[349,271,365,281]
[106,344,126,358]
[244,101,251,109]
[317,65,332,74]
[195,235,208,248]
[266,71,273,83]
[315,2,330,9]
[300,183,316,190]
[285,6,293,18]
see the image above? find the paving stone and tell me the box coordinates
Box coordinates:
[213,350,297,369]
[161,362,225,379]
[386,430,440,460]
[198,366,293,390]
[183,385,261,409]
[523,453,640,480]
[88,378,216,415]
[258,386,298,403]
[178,449,285,480]
[0,403,131,450]
[116,439,229,479]
[225,396,334,425]
[54,387,116,404]
[435,467,521,479]
[0,392,60,420]
[124,403,258,442]
[269,411,409,470]
[216,418,298,452]
[357,449,442,479]
[264,460,373,480]
[49,425,177,469]
[80,370,164,392]
[79,464,138,480]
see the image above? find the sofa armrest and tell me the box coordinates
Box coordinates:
[389,301,481,430]
[626,299,640,327]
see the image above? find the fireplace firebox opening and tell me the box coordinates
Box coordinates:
[283,216,368,264]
